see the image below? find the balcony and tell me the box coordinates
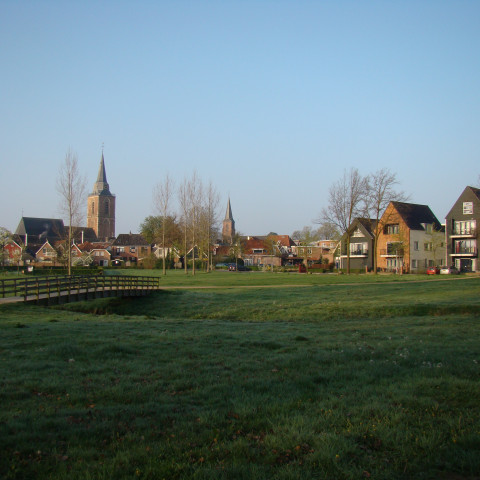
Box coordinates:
[350,249,368,257]
[380,248,404,257]
[450,247,477,256]
[450,228,477,238]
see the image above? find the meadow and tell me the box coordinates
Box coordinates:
[0,273,479,479]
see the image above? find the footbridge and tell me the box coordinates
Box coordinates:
[0,275,161,305]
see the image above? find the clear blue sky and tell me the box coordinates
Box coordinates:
[1,1,479,236]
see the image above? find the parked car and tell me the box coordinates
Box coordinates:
[440,266,459,274]
[237,265,251,271]
[426,266,440,275]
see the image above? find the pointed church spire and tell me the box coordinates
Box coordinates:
[92,152,111,195]
[225,197,233,221]
[222,197,235,243]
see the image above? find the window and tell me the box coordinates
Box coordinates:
[386,224,399,235]
[463,202,473,215]
[386,242,403,255]
[105,200,109,214]
[424,242,432,251]
[91,202,95,214]
[414,241,419,251]
[454,239,476,254]
[411,259,418,268]
[453,220,476,235]
[350,243,367,255]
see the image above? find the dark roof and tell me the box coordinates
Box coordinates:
[391,202,442,230]
[15,217,65,241]
[90,153,113,196]
[70,227,98,243]
[113,234,150,246]
[224,198,234,221]
[348,218,378,238]
[470,186,480,201]
[445,185,480,219]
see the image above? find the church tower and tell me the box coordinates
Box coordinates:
[222,198,235,244]
[87,152,116,240]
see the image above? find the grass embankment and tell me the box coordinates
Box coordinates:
[1,276,479,479]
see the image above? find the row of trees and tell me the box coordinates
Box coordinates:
[141,172,221,275]
[319,167,409,274]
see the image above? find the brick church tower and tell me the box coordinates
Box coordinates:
[222,198,235,244]
[87,152,115,240]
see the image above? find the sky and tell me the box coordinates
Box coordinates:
[1,1,479,237]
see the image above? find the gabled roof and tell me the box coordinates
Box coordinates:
[356,218,378,237]
[15,217,65,241]
[113,234,150,246]
[34,240,57,255]
[78,241,111,251]
[446,186,480,218]
[71,227,98,243]
[270,235,296,247]
[389,202,442,231]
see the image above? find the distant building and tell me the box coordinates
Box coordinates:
[87,152,116,241]
[222,198,235,244]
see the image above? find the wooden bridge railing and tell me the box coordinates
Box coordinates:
[0,275,161,304]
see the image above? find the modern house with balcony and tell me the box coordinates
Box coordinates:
[338,218,377,271]
[445,186,480,272]
[377,202,444,273]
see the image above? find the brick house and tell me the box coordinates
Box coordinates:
[377,202,444,273]
[242,235,296,267]
[445,186,480,272]
[35,241,59,264]
[112,234,151,265]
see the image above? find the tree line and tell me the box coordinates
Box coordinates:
[140,172,221,275]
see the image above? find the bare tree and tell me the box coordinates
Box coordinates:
[364,168,408,273]
[153,174,174,275]
[187,171,203,276]
[56,149,86,275]
[291,226,320,272]
[178,177,190,274]
[319,168,367,273]
[203,181,220,272]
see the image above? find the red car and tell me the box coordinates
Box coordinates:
[426,266,440,275]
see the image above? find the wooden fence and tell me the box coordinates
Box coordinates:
[0,275,161,305]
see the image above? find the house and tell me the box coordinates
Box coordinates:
[338,218,377,271]
[242,235,296,267]
[3,235,34,266]
[112,234,151,265]
[34,240,59,264]
[376,202,445,273]
[445,186,480,272]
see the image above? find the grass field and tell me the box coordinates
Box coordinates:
[1,274,479,479]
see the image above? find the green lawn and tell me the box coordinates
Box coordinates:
[1,276,479,479]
